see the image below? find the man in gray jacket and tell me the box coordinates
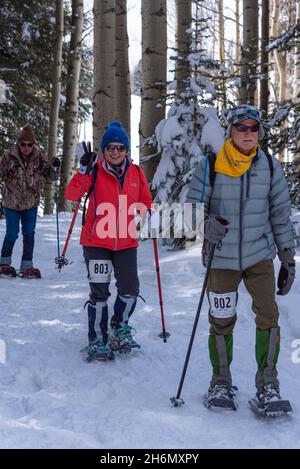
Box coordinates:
[186,105,296,413]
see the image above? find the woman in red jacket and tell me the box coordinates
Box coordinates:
[66,121,152,361]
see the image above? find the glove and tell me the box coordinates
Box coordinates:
[76,142,97,174]
[52,157,61,168]
[204,216,229,244]
[277,248,296,295]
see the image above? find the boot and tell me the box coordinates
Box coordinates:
[85,301,114,361]
[249,327,292,415]
[20,259,33,273]
[87,338,115,362]
[109,294,139,353]
[110,294,137,329]
[109,325,140,353]
[255,327,280,394]
[0,255,12,266]
[0,264,17,277]
[204,334,237,410]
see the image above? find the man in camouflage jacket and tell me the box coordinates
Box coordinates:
[0,123,59,273]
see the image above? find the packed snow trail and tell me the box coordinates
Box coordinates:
[0,213,300,449]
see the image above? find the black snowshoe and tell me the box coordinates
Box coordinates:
[204,384,238,411]
[20,267,42,279]
[249,384,292,417]
[0,265,17,277]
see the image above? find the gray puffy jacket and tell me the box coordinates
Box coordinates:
[186,148,294,270]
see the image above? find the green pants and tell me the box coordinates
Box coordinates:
[206,260,280,390]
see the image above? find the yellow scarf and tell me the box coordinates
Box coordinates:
[215,139,258,177]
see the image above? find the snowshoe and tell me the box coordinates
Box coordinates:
[108,325,141,354]
[203,384,238,411]
[84,339,115,362]
[20,267,42,279]
[249,384,292,417]
[0,265,17,277]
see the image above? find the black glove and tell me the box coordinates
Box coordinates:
[76,142,97,174]
[277,248,296,295]
[80,151,97,167]
[52,157,61,168]
[204,216,229,244]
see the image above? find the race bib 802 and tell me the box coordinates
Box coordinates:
[209,291,237,318]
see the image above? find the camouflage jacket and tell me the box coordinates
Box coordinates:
[0,145,52,210]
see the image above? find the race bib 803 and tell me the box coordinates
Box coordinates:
[88,260,112,283]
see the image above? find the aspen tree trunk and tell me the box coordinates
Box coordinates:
[239,0,259,104]
[58,0,84,211]
[235,0,241,68]
[44,0,64,215]
[293,0,300,107]
[272,0,288,161]
[260,0,269,116]
[93,0,116,152]
[115,0,131,139]
[175,0,192,98]
[218,0,226,108]
[140,0,167,183]
[272,0,287,103]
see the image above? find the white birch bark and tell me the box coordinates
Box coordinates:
[140,0,167,183]
[44,0,64,215]
[58,0,84,211]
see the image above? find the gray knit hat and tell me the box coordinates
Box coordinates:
[225,105,265,139]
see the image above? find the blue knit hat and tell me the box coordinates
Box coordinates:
[225,105,265,139]
[100,121,130,153]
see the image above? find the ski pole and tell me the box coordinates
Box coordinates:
[53,166,61,270]
[55,142,94,270]
[153,237,170,342]
[170,243,215,406]
[170,216,229,406]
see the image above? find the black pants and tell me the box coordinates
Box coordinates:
[83,246,139,329]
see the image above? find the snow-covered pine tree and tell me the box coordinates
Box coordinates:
[149,3,224,248]
[0,0,92,152]
[0,0,58,149]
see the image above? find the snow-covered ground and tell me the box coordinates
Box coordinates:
[0,212,300,449]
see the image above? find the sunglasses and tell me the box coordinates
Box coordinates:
[234,124,259,133]
[20,142,33,148]
[106,144,126,153]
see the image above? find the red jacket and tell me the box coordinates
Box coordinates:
[65,159,152,250]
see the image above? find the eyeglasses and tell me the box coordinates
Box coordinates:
[234,124,259,133]
[106,144,126,153]
[20,142,33,148]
